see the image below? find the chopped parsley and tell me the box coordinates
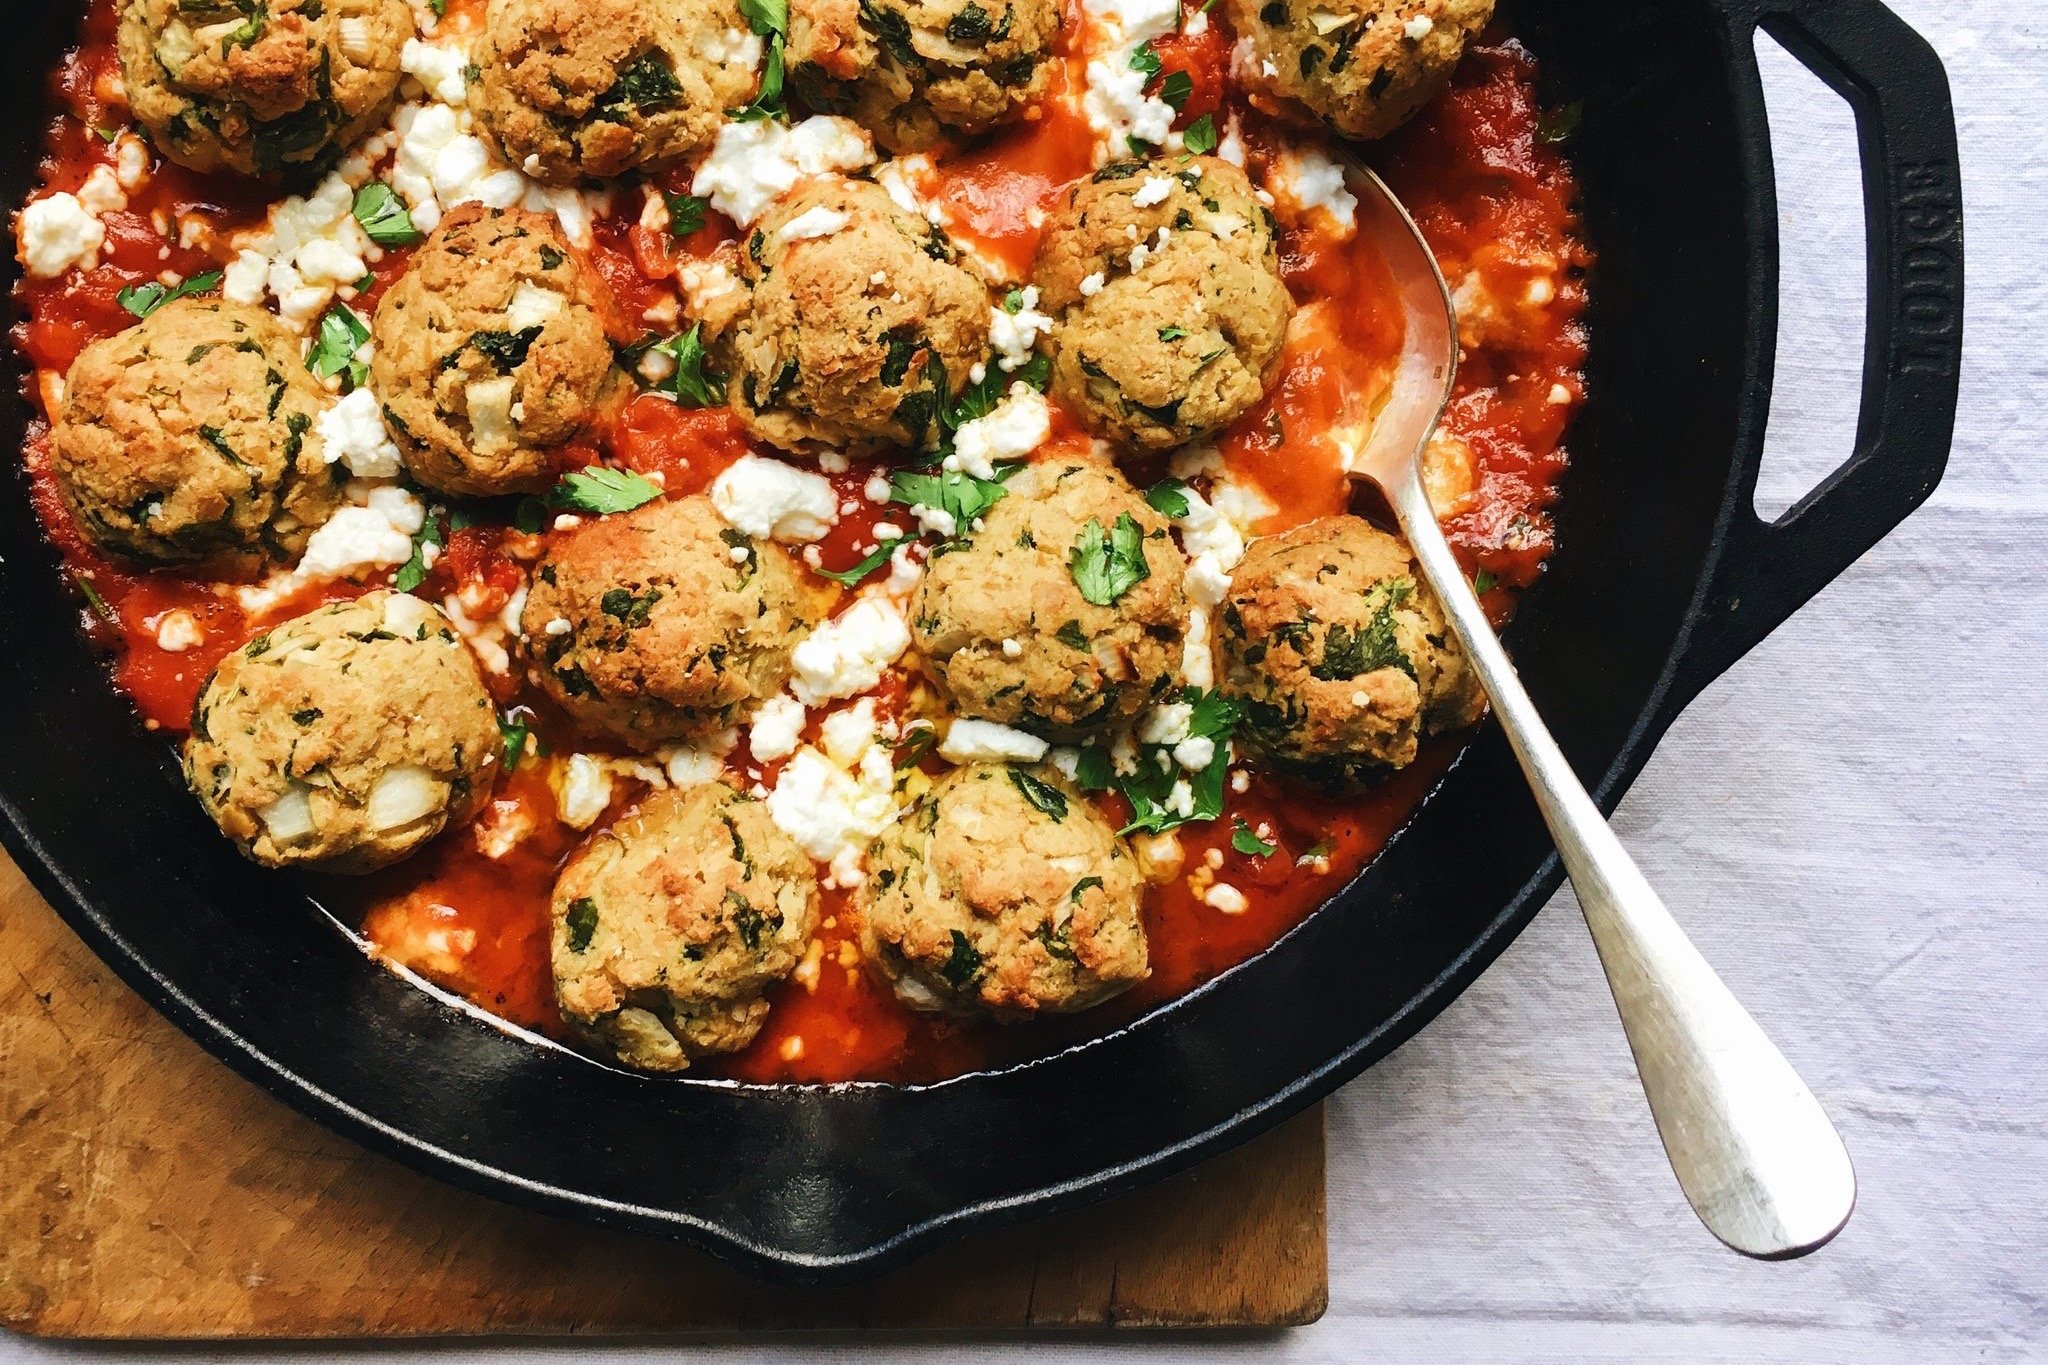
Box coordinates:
[893,725,939,770]
[1231,818,1277,858]
[1110,688,1242,836]
[469,326,542,373]
[117,269,223,320]
[816,540,895,588]
[1144,477,1191,518]
[1473,568,1498,594]
[642,324,727,406]
[1159,70,1193,110]
[498,711,533,773]
[1129,42,1162,76]
[546,466,664,516]
[1069,512,1151,606]
[1182,114,1219,155]
[565,897,600,952]
[663,191,709,237]
[351,182,421,247]
[889,465,1017,536]
[1008,767,1069,820]
[941,929,983,988]
[393,507,444,593]
[306,303,371,391]
[595,51,683,120]
[731,0,789,120]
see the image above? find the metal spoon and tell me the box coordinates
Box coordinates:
[1339,158,1856,1259]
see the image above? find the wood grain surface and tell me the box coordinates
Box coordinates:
[0,852,1325,1338]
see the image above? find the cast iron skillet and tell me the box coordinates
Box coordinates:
[0,0,1962,1283]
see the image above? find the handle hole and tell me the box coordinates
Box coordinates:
[1751,29,1871,523]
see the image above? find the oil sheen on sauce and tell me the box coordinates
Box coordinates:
[13,4,1588,1085]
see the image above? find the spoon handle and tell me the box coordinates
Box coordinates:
[1387,466,1857,1259]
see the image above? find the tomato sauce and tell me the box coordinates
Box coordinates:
[11,4,1586,1085]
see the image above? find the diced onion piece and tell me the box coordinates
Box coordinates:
[368,764,444,831]
[338,17,374,63]
[257,786,317,842]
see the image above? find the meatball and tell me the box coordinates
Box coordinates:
[118,0,412,178]
[521,494,831,747]
[911,461,1185,736]
[372,205,625,497]
[473,0,759,186]
[860,764,1146,1016]
[50,297,344,571]
[184,592,500,872]
[1224,0,1492,141]
[551,784,819,1071]
[722,176,990,456]
[787,0,1059,152]
[1033,157,1293,451]
[1214,516,1483,786]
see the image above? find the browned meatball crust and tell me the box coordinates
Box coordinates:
[860,763,1147,1017]
[911,460,1186,737]
[1033,157,1293,451]
[1214,515,1483,786]
[1224,0,1492,141]
[721,176,991,456]
[118,0,413,177]
[184,592,500,873]
[51,297,343,571]
[520,494,833,748]
[787,0,1060,152]
[551,783,820,1071]
[372,204,625,497]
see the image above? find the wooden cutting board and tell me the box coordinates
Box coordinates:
[0,852,1326,1337]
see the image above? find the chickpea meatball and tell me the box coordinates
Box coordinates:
[1214,516,1483,786]
[521,495,832,748]
[860,764,1146,1017]
[1033,158,1293,451]
[473,0,760,186]
[787,0,1059,152]
[184,592,500,873]
[723,177,990,456]
[118,0,412,178]
[51,297,344,571]
[551,784,819,1071]
[911,461,1185,737]
[372,205,625,497]
[1224,0,1492,141]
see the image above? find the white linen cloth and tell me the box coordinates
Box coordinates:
[3,2,2041,1360]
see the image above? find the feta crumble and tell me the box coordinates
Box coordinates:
[711,455,840,542]
[315,388,404,479]
[1282,148,1360,232]
[947,385,1050,478]
[778,205,851,241]
[989,286,1054,371]
[940,718,1049,764]
[18,193,105,277]
[1131,175,1174,208]
[789,596,912,705]
[691,116,874,227]
[750,692,808,762]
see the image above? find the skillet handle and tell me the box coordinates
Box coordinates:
[1669,0,1963,708]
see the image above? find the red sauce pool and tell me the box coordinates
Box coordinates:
[12,6,1588,1084]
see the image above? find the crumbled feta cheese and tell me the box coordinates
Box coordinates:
[1404,14,1434,39]
[18,194,104,277]
[940,718,1049,764]
[1172,735,1216,771]
[155,610,202,653]
[505,281,565,331]
[697,26,765,68]
[554,753,613,829]
[1083,57,1177,155]
[1283,148,1359,231]
[790,597,912,704]
[1084,0,1180,45]
[1182,604,1215,689]
[297,502,417,582]
[112,134,151,192]
[661,729,735,787]
[750,693,808,762]
[76,165,126,217]
[910,502,958,538]
[989,286,1054,371]
[1217,117,1247,167]
[767,744,900,881]
[1204,881,1249,914]
[1184,6,1208,34]
[316,388,404,479]
[465,375,518,449]
[711,454,840,542]
[947,385,1050,478]
[819,699,879,767]
[1549,382,1573,405]
[778,205,850,241]
[1001,638,1023,658]
[223,249,268,304]
[691,116,874,227]
[1079,271,1106,296]
[1131,175,1174,208]
[401,37,471,106]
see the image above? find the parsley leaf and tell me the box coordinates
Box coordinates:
[1159,70,1193,110]
[816,540,896,587]
[1157,326,1188,342]
[941,929,983,987]
[1003,288,1027,313]
[1129,41,1162,76]
[1116,688,1241,836]
[1144,477,1190,518]
[1069,512,1151,606]
[499,711,533,773]
[393,507,444,593]
[643,324,727,407]
[1008,767,1069,820]
[731,0,790,120]
[352,182,421,247]
[889,465,1016,535]
[546,466,664,516]
[1183,113,1219,155]
[1473,568,1498,594]
[1231,818,1277,857]
[893,725,939,770]
[307,303,371,391]
[117,269,223,320]
[663,190,709,237]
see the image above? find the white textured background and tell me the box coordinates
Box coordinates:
[6,0,2043,1360]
